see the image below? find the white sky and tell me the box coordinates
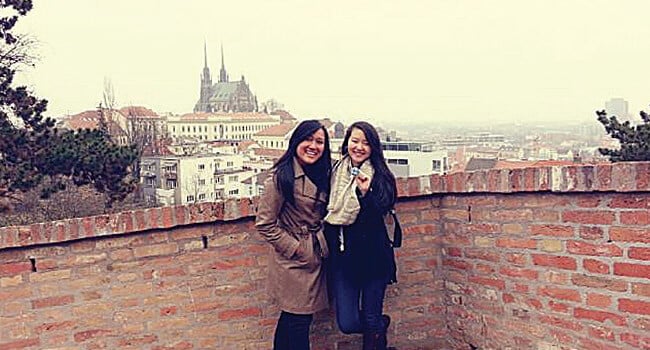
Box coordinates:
[12,0,650,125]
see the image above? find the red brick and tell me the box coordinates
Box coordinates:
[587,324,615,341]
[629,246,650,260]
[562,210,615,225]
[35,320,76,333]
[619,298,650,315]
[32,295,74,309]
[574,307,627,326]
[217,307,261,320]
[614,262,650,279]
[532,254,577,270]
[74,329,113,342]
[0,338,40,349]
[567,240,623,257]
[538,286,581,302]
[118,335,158,347]
[442,258,471,270]
[632,283,650,297]
[610,227,650,243]
[464,248,500,262]
[538,315,583,331]
[620,211,650,225]
[548,301,570,313]
[530,224,574,237]
[571,274,628,292]
[444,247,462,257]
[579,226,604,240]
[403,223,438,235]
[609,195,650,208]
[0,261,32,277]
[504,253,528,266]
[583,259,610,274]
[495,238,537,249]
[468,276,505,290]
[586,293,612,308]
[499,266,538,280]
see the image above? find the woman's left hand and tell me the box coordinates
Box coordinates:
[356,172,371,196]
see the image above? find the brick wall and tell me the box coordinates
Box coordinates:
[0,162,649,349]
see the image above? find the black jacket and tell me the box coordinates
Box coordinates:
[325,187,397,285]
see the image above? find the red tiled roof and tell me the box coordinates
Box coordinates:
[65,110,101,130]
[271,109,296,121]
[237,140,259,152]
[253,148,286,158]
[255,122,296,137]
[119,106,159,118]
[178,112,277,122]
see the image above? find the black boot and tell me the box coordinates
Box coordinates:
[363,332,382,350]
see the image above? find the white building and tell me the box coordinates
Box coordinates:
[384,150,449,178]
[141,153,256,205]
[166,112,281,142]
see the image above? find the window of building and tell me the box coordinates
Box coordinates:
[198,164,205,170]
[198,179,206,186]
[432,160,442,172]
[228,189,239,195]
[166,179,177,189]
[228,175,238,182]
[227,161,234,167]
[198,193,206,201]
[186,195,195,202]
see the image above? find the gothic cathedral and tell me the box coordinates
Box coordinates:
[193,44,258,113]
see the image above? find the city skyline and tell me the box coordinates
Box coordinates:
[12,0,650,126]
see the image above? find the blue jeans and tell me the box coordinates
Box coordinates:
[273,311,313,350]
[331,265,387,334]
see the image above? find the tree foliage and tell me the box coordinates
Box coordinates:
[597,108,650,162]
[0,0,139,211]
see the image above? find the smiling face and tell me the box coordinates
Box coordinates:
[296,128,326,166]
[347,127,371,167]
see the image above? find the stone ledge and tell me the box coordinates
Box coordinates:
[396,162,650,197]
[2,162,648,251]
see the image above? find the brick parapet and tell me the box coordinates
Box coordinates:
[3,162,648,251]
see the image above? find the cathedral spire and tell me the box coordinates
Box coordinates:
[204,40,208,68]
[219,43,229,83]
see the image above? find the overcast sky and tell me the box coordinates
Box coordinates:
[12,0,650,126]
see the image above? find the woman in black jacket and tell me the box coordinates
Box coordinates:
[324,121,397,350]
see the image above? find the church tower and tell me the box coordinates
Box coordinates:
[196,41,212,112]
[219,44,229,83]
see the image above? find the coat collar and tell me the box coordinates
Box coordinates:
[293,157,305,179]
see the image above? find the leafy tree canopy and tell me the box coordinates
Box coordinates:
[597,108,650,162]
[0,0,139,210]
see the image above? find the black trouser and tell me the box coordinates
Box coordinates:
[273,311,313,350]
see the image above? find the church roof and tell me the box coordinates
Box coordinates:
[209,81,241,102]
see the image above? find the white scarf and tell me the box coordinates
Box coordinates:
[324,156,375,225]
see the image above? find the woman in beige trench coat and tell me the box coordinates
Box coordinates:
[256,120,332,350]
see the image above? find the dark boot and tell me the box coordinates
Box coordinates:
[363,332,381,350]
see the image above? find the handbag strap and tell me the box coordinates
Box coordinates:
[389,208,402,248]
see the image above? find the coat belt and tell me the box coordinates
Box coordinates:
[291,224,329,259]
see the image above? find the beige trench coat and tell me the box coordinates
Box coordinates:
[255,158,329,314]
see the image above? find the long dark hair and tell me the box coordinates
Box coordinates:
[273,120,331,205]
[342,121,396,212]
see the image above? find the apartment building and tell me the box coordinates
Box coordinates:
[141,153,255,205]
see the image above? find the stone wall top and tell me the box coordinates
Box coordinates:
[2,162,648,251]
